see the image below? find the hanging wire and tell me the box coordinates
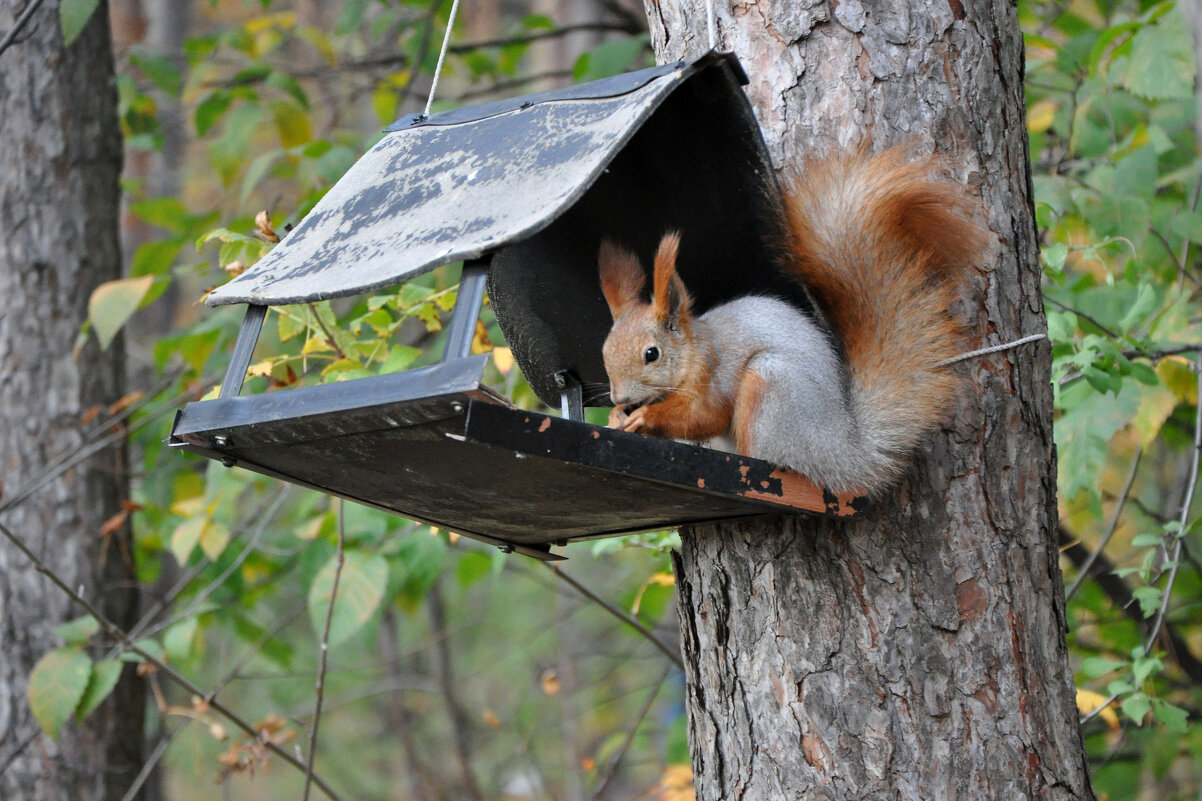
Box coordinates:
[423,0,462,119]
[705,0,717,50]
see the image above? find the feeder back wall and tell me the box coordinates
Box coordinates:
[485,59,810,404]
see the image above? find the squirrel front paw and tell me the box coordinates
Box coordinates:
[607,405,647,433]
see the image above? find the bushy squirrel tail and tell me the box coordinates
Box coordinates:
[779,147,987,490]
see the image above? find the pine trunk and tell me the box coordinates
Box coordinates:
[0,3,144,800]
[646,0,1096,797]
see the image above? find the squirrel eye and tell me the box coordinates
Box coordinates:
[644,346,660,364]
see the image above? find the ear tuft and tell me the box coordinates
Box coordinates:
[653,232,691,331]
[599,239,646,320]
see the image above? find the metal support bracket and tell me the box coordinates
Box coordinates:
[219,305,268,399]
[554,370,584,422]
[442,259,489,363]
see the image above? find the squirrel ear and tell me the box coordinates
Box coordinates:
[599,239,646,320]
[653,232,691,332]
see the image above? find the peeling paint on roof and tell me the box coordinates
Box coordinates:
[207,56,735,307]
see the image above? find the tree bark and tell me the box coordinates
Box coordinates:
[0,3,144,800]
[648,0,1095,798]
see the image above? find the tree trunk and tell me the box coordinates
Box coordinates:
[0,3,144,800]
[648,0,1095,798]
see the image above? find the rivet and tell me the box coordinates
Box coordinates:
[451,401,465,414]
[498,544,514,554]
[221,457,236,468]
[213,435,230,448]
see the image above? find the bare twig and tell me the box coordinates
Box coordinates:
[0,518,343,801]
[450,70,575,103]
[0,731,40,778]
[1066,447,1142,602]
[0,369,191,516]
[428,578,485,801]
[119,734,172,801]
[544,564,683,670]
[1145,351,1202,651]
[448,21,639,52]
[0,0,45,59]
[302,501,346,801]
[590,666,673,801]
[1080,352,1202,726]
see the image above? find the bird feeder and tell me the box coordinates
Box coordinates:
[169,51,865,560]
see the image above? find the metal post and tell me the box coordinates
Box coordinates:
[554,370,584,422]
[219,305,268,399]
[442,259,489,363]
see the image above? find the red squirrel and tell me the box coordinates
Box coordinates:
[598,148,987,495]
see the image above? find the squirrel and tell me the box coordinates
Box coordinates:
[597,147,987,496]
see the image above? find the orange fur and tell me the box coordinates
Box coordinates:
[780,147,985,444]
[599,239,646,319]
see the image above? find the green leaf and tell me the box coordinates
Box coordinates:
[1170,211,1202,244]
[54,615,99,646]
[119,638,166,663]
[76,660,122,722]
[1118,283,1157,334]
[130,198,190,233]
[28,648,92,740]
[1121,692,1152,724]
[60,0,100,46]
[1151,698,1189,732]
[307,550,389,647]
[1131,585,1162,618]
[335,0,369,34]
[88,276,155,350]
[1132,653,1162,686]
[130,50,183,96]
[573,37,647,82]
[131,240,183,277]
[1043,242,1069,273]
[1081,656,1126,678]
[195,91,233,137]
[1120,7,1194,100]
[164,618,199,662]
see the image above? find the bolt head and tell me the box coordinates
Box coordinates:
[451,401,465,414]
[213,435,230,448]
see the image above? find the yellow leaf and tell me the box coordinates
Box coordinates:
[482,709,502,729]
[651,764,695,801]
[271,100,312,149]
[302,337,333,355]
[492,347,514,375]
[471,320,493,354]
[199,519,231,561]
[540,669,561,696]
[1131,383,1178,448]
[246,359,276,378]
[297,24,337,66]
[632,571,676,615]
[1158,358,1197,404]
[170,496,205,517]
[244,12,296,35]
[1027,99,1056,134]
[1076,688,1119,730]
[171,517,205,565]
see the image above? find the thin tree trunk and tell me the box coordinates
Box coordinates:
[646,0,1095,797]
[0,3,143,800]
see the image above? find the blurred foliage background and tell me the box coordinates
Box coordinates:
[21,0,1202,797]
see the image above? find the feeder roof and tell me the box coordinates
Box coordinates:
[206,51,749,308]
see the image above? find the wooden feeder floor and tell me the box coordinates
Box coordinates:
[170,358,864,560]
